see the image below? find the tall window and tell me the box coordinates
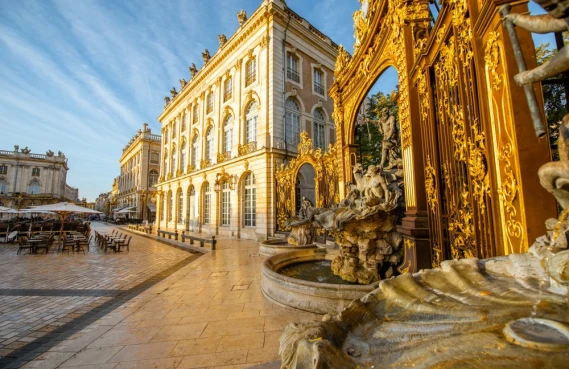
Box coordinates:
[207,92,214,113]
[204,182,211,224]
[163,154,168,177]
[245,58,256,86]
[180,143,187,173]
[244,173,256,227]
[162,196,166,221]
[222,182,231,226]
[314,69,324,95]
[0,180,7,194]
[28,181,40,194]
[246,101,258,144]
[182,114,187,131]
[0,165,7,175]
[193,103,199,123]
[149,169,159,187]
[206,127,214,163]
[191,136,199,168]
[168,192,173,221]
[177,191,184,224]
[150,152,159,164]
[223,115,233,154]
[285,98,300,145]
[171,144,177,175]
[224,77,232,101]
[287,53,300,82]
[313,109,325,149]
[32,168,40,177]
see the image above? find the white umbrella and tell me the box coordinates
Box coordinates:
[117,207,137,214]
[30,202,102,239]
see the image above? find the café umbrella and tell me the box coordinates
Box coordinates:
[29,202,102,238]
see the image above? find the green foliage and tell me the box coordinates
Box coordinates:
[355,90,399,168]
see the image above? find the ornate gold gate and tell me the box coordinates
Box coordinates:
[275,132,340,231]
[329,0,556,272]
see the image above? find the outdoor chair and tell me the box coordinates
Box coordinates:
[116,236,131,252]
[35,235,55,255]
[61,235,75,255]
[75,235,91,254]
[101,238,116,254]
[17,236,34,255]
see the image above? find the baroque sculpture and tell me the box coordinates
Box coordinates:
[164,96,171,107]
[189,63,197,78]
[179,78,187,88]
[46,150,54,157]
[218,34,227,47]
[202,49,211,64]
[170,87,177,98]
[237,9,247,25]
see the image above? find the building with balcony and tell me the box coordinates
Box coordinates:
[0,146,79,208]
[116,123,161,220]
[155,0,338,240]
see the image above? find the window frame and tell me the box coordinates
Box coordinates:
[221,182,231,226]
[204,183,211,224]
[0,165,7,175]
[32,168,41,177]
[285,98,300,146]
[224,77,233,102]
[207,92,214,114]
[245,101,258,144]
[28,181,40,195]
[245,58,256,86]
[223,115,233,154]
[287,53,300,83]
[313,108,326,149]
[244,173,256,227]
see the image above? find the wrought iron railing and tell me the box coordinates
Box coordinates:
[287,68,300,83]
[238,142,257,156]
[314,82,325,95]
[217,152,231,163]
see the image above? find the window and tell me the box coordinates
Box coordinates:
[180,144,187,173]
[313,109,325,149]
[244,173,256,227]
[206,127,214,163]
[222,182,231,226]
[245,58,256,86]
[163,154,168,177]
[150,152,159,164]
[28,181,40,194]
[223,115,233,154]
[314,69,324,95]
[171,144,177,175]
[182,114,187,131]
[178,191,184,224]
[172,123,176,138]
[168,192,173,221]
[246,101,258,144]
[149,169,159,187]
[207,92,214,113]
[193,103,199,123]
[224,77,233,101]
[204,182,211,224]
[0,180,6,194]
[0,165,6,175]
[191,136,199,168]
[285,98,300,145]
[287,53,300,83]
[162,196,166,221]
[31,168,40,177]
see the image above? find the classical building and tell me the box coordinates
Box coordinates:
[116,123,161,220]
[155,0,338,240]
[0,146,79,208]
[95,192,111,213]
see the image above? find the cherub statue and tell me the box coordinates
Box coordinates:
[504,0,569,86]
[202,49,211,64]
[170,87,177,98]
[189,63,197,77]
[218,34,227,47]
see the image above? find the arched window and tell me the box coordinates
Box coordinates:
[180,143,187,174]
[221,182,231,226]
[162,195,166,221]
[177,190,184,224]
[246,101,258,144]
[223,115,233,154]
[245,58,256,86]
[244,173,256,227]
[28,180,40,194]
[191,136,199,168]
[203,182,211,224]
[206,126,214,163]
[313,109,325,149]
[172,123,176,138]
[224,77,233,101]
[168,191,173,222]
[148,170,159,187]
[285,98,300,145]
[163,154,168,177]
[171,144,177,175]
[0,180,7,194]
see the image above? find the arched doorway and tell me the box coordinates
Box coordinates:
[295,163,316,212]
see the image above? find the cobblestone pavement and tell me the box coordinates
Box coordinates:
[0,223,200,368]
[1,226,321,369]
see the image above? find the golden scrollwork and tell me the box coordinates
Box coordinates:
[334,45,351,83]
[448,188,476,259]
[484,31,502,90]
[425,155,438,214]
[468,124,490,214]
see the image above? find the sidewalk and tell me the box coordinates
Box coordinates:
[19,226,318,369]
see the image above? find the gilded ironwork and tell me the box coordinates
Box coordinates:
[238,142,257,156]
[424,155,438,214]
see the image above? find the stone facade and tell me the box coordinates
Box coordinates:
[0,147,78,208]
[116,123,161,220]
[155,0,338,240]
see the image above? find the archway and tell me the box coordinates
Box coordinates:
[295,163,316,213]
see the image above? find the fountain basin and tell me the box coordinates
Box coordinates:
[261,248,379,314]
[258,238,317,257]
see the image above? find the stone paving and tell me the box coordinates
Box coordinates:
[0,224,319,369]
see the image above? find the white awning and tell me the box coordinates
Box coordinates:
[147,203,156,212]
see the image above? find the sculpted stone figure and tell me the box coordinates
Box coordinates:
[364,107,397,169]
[237,9,247,25]
[164,96,171,106]
[179,79,186,88]
[46,150,54,157]
[21,146,30,154]
[202,49,211,64]
[13,145,18,152]
[218,34,227,47]
[505,0,569,85]
[189,63,197,78]
[170,87,177,98]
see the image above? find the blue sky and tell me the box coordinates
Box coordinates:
[0,1,556,201]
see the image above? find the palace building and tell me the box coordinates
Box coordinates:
[116,123,161,221]
[0,146,79,208]
[155,0,338,240]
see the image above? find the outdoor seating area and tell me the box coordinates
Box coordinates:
[15,227,91,255]
[94,229,131,253]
